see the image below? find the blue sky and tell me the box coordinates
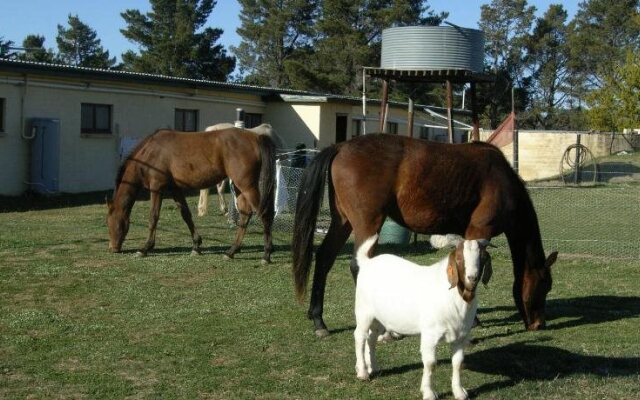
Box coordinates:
[1,0,579,63]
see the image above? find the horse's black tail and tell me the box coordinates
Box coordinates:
[292,145,339,303]
[256,134,276,219]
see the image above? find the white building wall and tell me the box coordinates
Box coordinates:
[0,83,28,195]
[0,76,267,195]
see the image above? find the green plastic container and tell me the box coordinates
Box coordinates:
[379,219,411,245]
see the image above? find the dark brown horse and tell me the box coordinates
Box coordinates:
[107,127,275,263]
[292,134,557,337]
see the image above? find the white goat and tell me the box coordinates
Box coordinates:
[353,235,492,400]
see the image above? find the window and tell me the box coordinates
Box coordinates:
[244,112,263,129]
[81,103,112,134]
[175,108,199,131]
[419,126,430,140]
[0,98,5,133]
[352,119,362,138]
[387,122,398,134]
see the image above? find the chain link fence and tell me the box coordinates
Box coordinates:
[225,145,639,261]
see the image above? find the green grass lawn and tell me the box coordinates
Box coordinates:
[1,194,639,399]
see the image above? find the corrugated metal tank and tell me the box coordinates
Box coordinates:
[381,26,484,72]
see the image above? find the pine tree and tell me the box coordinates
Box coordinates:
[523,5,570,129]
[234,0,318,88]
[120,0,235,81]
[18,35,55,63]
[56,15,116,68]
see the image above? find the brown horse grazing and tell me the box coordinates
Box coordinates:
[292,134,558,337]
[106,127,275,263]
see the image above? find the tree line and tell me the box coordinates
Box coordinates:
[1,0,638,131]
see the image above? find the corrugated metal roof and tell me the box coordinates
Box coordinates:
[0,59,317,96]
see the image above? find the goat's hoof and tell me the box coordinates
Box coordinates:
[453,387,469,400]
[356,371,370,381]
[422,390,438,400]
[315,328,330,339]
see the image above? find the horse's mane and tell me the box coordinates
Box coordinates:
[114,129,163,189]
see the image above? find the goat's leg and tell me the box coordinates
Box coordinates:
[420,335,439,400]
[366,320,384,376]
[450,341,469,400]
[354,317,373,380]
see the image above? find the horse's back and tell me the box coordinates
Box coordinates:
[126,128,262,190]
[330,134,522,235]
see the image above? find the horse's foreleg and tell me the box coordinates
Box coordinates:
[197,188,209,217]
[172,189,202,255]
[140,190,163,256]
[308,220,351,338]
[224,193,252,260]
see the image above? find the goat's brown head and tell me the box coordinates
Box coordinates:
[447,239,493,303]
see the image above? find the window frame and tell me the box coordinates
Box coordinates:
[175,108,199,132]
[387,121,398,134]
[81,103,113,135]
[244,112,263,129]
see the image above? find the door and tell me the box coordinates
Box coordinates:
[335,114,348,143]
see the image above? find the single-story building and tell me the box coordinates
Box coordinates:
[0,59,466,196]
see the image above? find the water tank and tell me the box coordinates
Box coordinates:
[381,26,484,72]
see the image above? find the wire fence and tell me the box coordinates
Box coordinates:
[225,147,639,261]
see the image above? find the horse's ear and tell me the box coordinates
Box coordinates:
[447,252,458,289]
[545,251,559,268]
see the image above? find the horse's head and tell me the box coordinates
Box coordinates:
[106,196,129,253]
[521,251,558,330]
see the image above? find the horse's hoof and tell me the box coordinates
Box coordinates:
[315,328,330,339]
[223,254,233,260]
[261,259,270,266]
[135,251,147,257]
[191,250,201,256]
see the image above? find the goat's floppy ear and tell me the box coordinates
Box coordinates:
[481,252,493,286]
[447,252,458,289]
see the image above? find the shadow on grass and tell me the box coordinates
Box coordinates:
[466,340,640,396]
[0,190,114,212]
[479,296,640,332]
[379,336,639,397]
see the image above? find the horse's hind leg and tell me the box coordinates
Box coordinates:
[224,192,252,260]
[139,190,163,256]
[308,219,352,338]
[172,189,202,255]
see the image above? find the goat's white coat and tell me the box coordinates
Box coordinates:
[354,235,489,400]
